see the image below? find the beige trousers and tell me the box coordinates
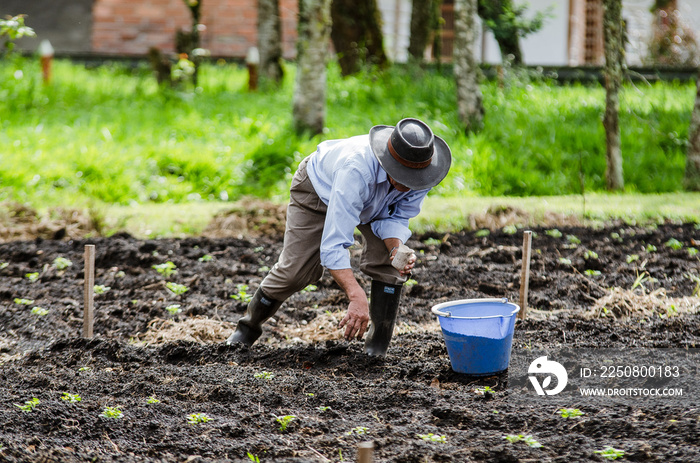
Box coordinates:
[259,157,402,302]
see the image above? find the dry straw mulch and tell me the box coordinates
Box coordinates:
[586,287,700,320]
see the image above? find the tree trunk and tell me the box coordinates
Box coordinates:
[177,0,202,85]
[602,0,624,191]
[454,0,484,134]
[293,0,332,135]
[685,71,700,191]
[477,0,523,65]
[258,0,284,84]
[408,0,432,61]
[330,0,388,76]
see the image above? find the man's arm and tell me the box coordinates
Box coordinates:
[333,268,370,340]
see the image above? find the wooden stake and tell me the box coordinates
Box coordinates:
[83,245,95,338]
[358,441,374,463]
[518,231,533,320]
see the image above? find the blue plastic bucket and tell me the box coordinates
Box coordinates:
[431,298,520,375]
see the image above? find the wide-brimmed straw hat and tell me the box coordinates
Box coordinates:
[369,118,451,190]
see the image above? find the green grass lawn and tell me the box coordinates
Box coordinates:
[101,192,700,239]
[1,58,698,237]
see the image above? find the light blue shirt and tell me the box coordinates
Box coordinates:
[306,134,430,270]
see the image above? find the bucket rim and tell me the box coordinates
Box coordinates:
[431,298,520,319]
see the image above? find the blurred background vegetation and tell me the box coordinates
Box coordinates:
[0,57,694,208]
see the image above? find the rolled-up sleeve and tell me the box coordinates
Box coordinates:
[371,191,427,243]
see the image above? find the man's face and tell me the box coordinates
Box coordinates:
[388,176,410,192]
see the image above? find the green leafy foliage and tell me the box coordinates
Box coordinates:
[31,307,49,316]
[1,61,695,211]
[15,397,39,412]
[52,257,73,270]
[275,414,296,432]
[417,433,447,443]
[595,446,625,460]
[558,408,584,419]
[187,413,211,424]
[94,285,111,294]
[100,407,123,419]
[152,261,177,277]
[230,284,253,302]
[166,282,189,296]
[503,434,543,448]
[61,393,82,403]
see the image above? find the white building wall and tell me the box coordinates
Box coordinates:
[379,0,700,66]
[377,0,412,63]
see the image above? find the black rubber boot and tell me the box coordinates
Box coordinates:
[226,289,282,346]
[364,280,402,357]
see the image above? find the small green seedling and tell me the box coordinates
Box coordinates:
[165,304,182,315]
[301,284,317,293]
[198,254,213,262]
[688,247,698,257]
[418,433,447,443]
[595,446,625,460]
[317,406,331,412]
[78,366,91,372]
[254,371,275,380]
[25,272,39,282]
[405,278,418,288]
[504,434,542,448]
[93,285,111,294]
[346,426,369,436]
[665,238,683,250]
[187,413,211,424]
[645,244,657,253]
[546,229,563,238]
[247,453,261,463]
[61,393,81,403]
[100,407,123,419]
[583,250,598,260]
[0,262,8,269]
[31,307,49,316]
[474,386,495,395]
[152,261,177,277]
[15,398,39,412]
[584,270,601,276]
[231,284,253,302]
[610,232,622,242]
[166,282,189,296]
[566,235,581,245]
[626,254,639,264]
[475,229,490,237]
[146,396,160,404]
[502,224,517,235]
[52,257,73,271]
[558,257,572,265]
[14,298,33,305]
[275,414,296,432]
[558,408,584,419]
[631,272,648,292]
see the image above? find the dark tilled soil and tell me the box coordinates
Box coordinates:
[1,223,699,462]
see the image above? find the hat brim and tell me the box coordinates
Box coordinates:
[369,125,452,191]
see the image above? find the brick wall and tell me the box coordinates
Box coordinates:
[92,0,298,58]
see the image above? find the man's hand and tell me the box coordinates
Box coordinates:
[330,268,370,341]
[390,250,416,276]
[339,298,370,340]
